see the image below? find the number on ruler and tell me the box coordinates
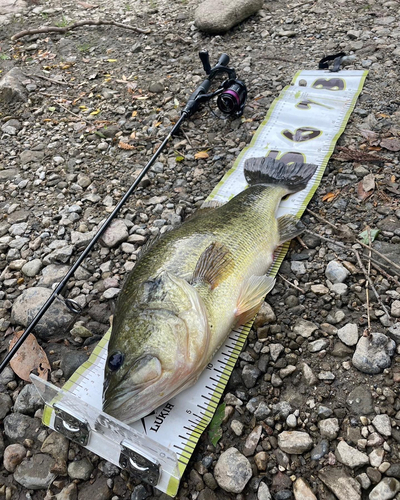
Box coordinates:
[311,78,345,91]
[265,150,306,165]
[282,127,322,143]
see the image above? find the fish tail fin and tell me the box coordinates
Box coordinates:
[244,157,318,193]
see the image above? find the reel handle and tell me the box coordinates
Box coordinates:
[217,53,229,67]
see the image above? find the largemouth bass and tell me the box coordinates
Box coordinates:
[103,158,317,424]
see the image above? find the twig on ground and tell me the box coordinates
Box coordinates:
[371,261,400,287]
[354,248,391,320]
[23,72,69,86]
[278,273,305,294]
[11,19,151,41]
[56,102,92,125]
[296,235,309,249]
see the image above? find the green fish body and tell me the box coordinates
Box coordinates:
[103,158,317,424]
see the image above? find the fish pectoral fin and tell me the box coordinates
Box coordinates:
[192,242,233,290]
[277,214,305,245]
[235,275,275,327]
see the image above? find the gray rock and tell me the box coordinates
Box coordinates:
[0,67,28,104]
[391,300,400,318]
[77,475,111,500]
[60,350,89,379]
[0,433,4,460]
[325,260,349,283]
[149,82,164,93]
[11,287,74,340]
[38,264,70,287]
[318,406,333,418]
[242,364,261,388]
[100,219,129,248]
[269,343,284,361]
[310,440,329,460]
[352,332,395,374]
[3,443,26,472]
[258,481,272,500]
[337,323,359,346]
[14,453,56,490]
[346,385,374,415]
[194,0,263,34]
[387,323,400,344]
[278,431,313,454]
[293,318,318,338]
[308,339,329,352]
[3,413,41,443]
[214,447,252,493]
[43,244,74,264]
[302,363,318,386]
[131,484,150,500]
[68,457,93,480]
[243,425,262,456]
[319,467,361,500]
[14,384,44,415]
[357,472,371,489]
[71,229,97,247]
[372,414,392,437]
[335,440,369,468]
[21,258,43,277]
[272,402,292,419]
[319,418,339,440]
[20,150,44,165]
[386,464,400,479]
[41,431,69,462]
[254,301,276,327]
[0,366,15,385]
[0,393,13,419]
[369,477,400,500]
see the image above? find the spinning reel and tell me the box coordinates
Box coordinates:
[182,51,247,119]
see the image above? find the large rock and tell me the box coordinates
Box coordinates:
[352,332,395,374]
[319,467,361,500]
[369,477,400,500]
[194,0,263,34]
[335,441,369,468]
[277,431,313,454]
[0,67,28,104]
[214,447,252,493]
[11,287,75,340]
[14,453,56,490]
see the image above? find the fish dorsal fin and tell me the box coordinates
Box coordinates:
[277,214,305,245]
[192,242,233,289]
[235,275,275,327]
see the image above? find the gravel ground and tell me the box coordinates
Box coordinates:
[1,0,400,499]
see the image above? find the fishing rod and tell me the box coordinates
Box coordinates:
[0,51,247,375]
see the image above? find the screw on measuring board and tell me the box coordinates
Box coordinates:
[120,459,127,468]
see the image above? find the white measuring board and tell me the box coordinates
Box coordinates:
[36,68,367,497]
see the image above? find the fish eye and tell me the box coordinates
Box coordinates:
[108,351,124,371]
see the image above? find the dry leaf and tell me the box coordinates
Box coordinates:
[9,331,51,382]
[118,141,135,150]
[380,137,400,152]
[195,151,209,160]
[357,180,374,201]
[360,129,380,146]
[322,191,339,202]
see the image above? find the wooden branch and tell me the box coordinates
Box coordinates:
[11,19,151,41]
